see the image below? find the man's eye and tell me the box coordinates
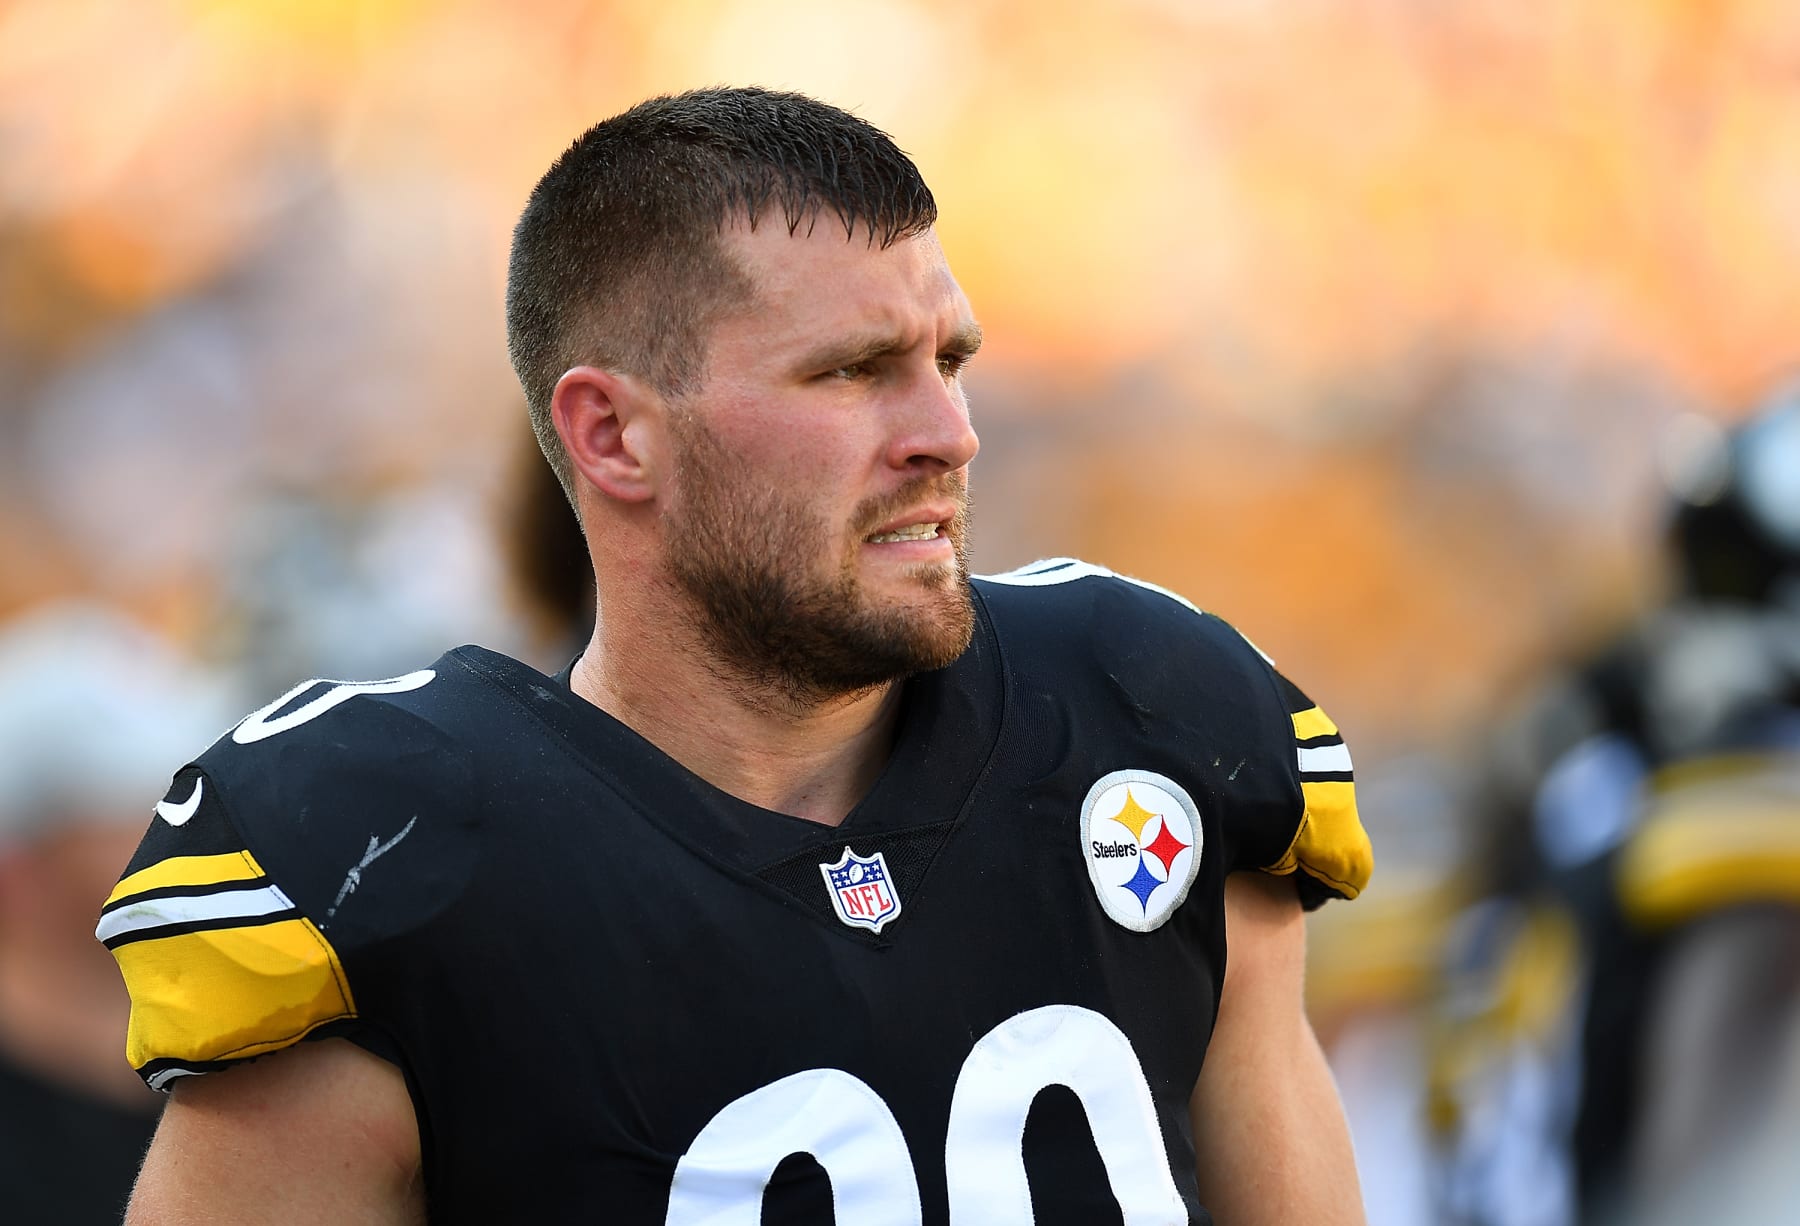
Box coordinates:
[828,363,872,381]
[937,353,970,378]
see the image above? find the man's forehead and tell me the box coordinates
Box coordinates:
[706,225,969,374]
[721,218,961,306]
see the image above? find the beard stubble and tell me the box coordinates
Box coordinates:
[663,412,976,706]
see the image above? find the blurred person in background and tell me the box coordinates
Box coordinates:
[0,603,228,1225]
[101,87,1372,1224]
[1430,379,1800,1225]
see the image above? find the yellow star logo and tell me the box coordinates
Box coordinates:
[1108,787,1161,842]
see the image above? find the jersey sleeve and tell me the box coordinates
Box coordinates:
[98,765,358,1091]
[977,560,1373,910]
[1257,671,1373,908]
[97,663,479,1093]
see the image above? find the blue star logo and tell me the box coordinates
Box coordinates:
[1119,854,1163,914]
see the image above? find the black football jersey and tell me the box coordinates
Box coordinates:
[102,559,1371,1224]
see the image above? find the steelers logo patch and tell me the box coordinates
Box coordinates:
[1081,770,1203,932]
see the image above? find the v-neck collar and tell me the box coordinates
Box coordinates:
[456,585,1007,876]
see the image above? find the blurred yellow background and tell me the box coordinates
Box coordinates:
[7,0,1797,758]
[6,4,1800,1218]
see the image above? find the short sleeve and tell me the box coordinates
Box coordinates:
[97,766,357,1092]
[1259,672,1374,907]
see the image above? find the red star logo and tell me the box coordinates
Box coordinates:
[1143,817,1190,877]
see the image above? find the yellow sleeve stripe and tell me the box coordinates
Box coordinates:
[1619,805,1800,929]
[113,917,356,1070]
[1265,779,1373,899]
[1292,706,1339,742]
[107,851,267,907]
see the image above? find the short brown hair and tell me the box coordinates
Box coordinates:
[505,87,939,508]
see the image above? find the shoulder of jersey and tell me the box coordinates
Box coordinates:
[100,649,510,1090]
[977,559,1371,907]
[974,556,1272,669]
[202,653,488,825]
[114,650,502,937]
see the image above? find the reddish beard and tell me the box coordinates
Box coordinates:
[663,414,975,706]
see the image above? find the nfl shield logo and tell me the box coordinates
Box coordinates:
[819,847,903,934]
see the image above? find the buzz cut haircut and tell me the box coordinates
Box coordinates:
[505,86,939,509]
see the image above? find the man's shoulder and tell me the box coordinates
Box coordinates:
[193,645,542,791]
[972,557,1268,674]
[970,560,1370,906]
[208,645,512,745]
[147,647,551,911]
[101,648,551,1091]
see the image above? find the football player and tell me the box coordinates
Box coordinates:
[106,88,1373,1224]
[1429,385,1800,1225]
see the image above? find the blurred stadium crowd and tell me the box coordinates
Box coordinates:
[3,0,1799,1221]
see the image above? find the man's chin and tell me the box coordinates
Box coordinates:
[892,563,964,599]
[673,551,975,698]
[889,587,977,672]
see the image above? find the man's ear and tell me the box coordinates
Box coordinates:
[551,366,662,504]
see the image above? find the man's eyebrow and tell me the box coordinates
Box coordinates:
[942,320,983,359]
[794,320,983,373]
[795,333,911,373]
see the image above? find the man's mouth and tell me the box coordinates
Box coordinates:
[866,522,944,544]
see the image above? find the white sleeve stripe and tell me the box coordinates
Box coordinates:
[1298,743,1354,775]
[146,1067,204,1092]
[94,883,299,944]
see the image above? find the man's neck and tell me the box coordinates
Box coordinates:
[571,620,904,827]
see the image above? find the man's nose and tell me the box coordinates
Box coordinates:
[887,369,980,473]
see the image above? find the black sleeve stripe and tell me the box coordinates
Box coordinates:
[99,876,275,915]
[101,909,305,952]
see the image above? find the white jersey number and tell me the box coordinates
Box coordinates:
[230,670,436,745]
[667,1069,922,1225]
[665,1005,1186,1225]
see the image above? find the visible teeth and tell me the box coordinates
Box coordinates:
[868,523,941,543]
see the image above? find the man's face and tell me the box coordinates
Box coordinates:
[660,219,982,703]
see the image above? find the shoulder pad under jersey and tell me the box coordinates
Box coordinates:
[99,657,486,1089]
[976,558,1372,907]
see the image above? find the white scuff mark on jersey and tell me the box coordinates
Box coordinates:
[328,815,419,918]
[1228,758,1245,781]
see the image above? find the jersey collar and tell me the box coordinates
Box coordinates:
[453,586,1006,875]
